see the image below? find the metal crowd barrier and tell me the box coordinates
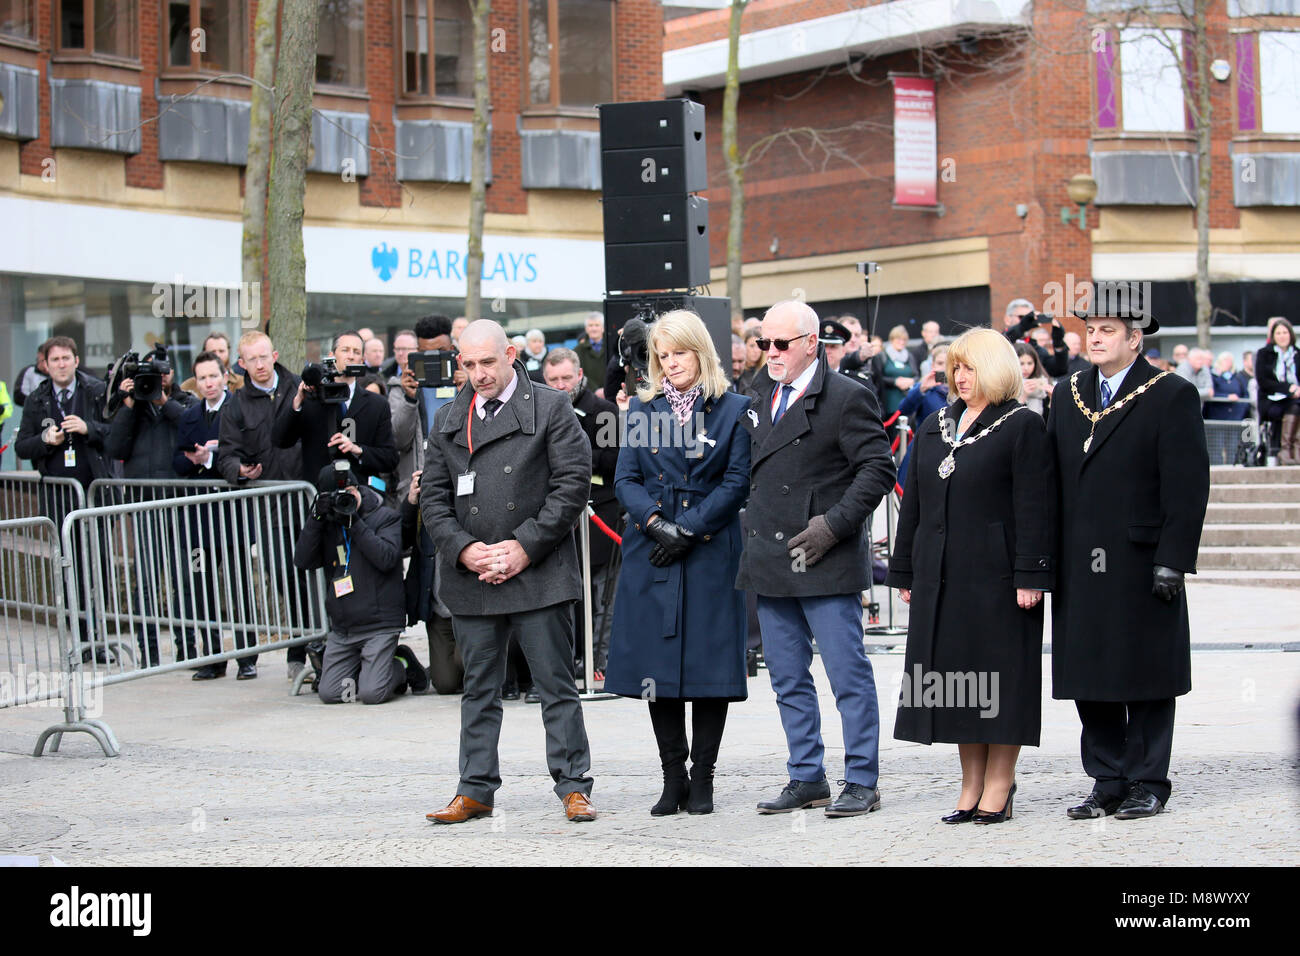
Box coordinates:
[0,472,85,522]
[864,415,908,643]
[0,516,117,756]
[1202,418,1256,467]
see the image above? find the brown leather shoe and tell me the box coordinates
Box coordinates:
[563,791,597,823]
[426,795,493,824]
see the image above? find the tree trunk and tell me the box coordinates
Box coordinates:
[241,0,279,332]
[266,0,318,374]
[1192,0,1212,349]
[465,0,491,323]
[723,0,747,323]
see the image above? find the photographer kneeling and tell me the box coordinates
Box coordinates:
[295,462,427,704]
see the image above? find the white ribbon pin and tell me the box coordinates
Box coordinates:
[697,430,717,448]
[747,408,759,428]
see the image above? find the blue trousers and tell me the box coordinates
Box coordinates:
[757,594,880,788]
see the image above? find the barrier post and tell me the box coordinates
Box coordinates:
[578,507,617,702]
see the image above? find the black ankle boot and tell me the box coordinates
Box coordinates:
[651,770,690,816]
[686,767,714,815]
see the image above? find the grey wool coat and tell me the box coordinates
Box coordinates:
[419,360,592,616]
[735,352,897,597]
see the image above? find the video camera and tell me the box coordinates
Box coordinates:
[314,460,360,524]
[109,345,172,403]
[301,356,367,404]
[617,315,654,388]
[408,349,457,389]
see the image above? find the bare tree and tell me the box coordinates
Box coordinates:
[722,0,749,322]
[465,0,491,323]
[266,0,319,373]
[241,0,279,330]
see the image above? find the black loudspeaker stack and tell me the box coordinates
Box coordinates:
[597,98,731,371]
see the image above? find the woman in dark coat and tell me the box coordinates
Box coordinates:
[604,310,752,816]
[886,328,1055,824]
[1255,318,1300,463]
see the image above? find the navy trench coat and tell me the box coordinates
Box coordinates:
[603,389,752,701]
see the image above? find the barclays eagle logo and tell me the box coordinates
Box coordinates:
[371,242,399,282]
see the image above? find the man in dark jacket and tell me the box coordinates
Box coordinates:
[294,463,424,704]
[273,329,398,493]
[1004,297,1068,377]
[420,320,596,825]
[737,300,896,818]
[216,330,311,675]
[1049,310,1209,821]
[174,350,257,680]
[573,312,608,394]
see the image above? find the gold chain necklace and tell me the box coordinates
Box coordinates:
[1070,369,1171,453]
[935,404,1030,479]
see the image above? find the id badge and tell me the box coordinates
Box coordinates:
[368,474,387,492]
[333,575,355,598]
[435,386,456,399]
[457,471,476,496]
[64,449,76,468]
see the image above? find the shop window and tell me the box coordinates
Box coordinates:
[317,0,365,89]
[1258,31,1300,134]
[402,0,473,98]
[524,0,613,110]
[59,0,139,60]
[166,1,245,74]
[0,0,36,42]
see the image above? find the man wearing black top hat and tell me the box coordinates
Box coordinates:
[1048,308,1209,820]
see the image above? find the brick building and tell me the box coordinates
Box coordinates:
[664,0,1300,357]
[0,0,662,467]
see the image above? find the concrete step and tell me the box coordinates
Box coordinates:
[1200,524,1300,547]
[1205,502,1300,524]
[1209,483,1300,503]
[1195,569,1300,588]
[1197,546,1300,571]
[1209,465,1300,485]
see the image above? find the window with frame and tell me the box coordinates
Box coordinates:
[403,0,473,98]
[317,0,366,89]
[166,1,245,74]
[1117,27,1187,132]
[0,0,36,41]
[525,0,613,110]
[59,0,139,60]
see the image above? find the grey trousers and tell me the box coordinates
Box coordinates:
[318,628,405,705]
[453,603,594,805]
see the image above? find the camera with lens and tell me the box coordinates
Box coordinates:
[109,345,172,403]
[314,460,360,524]
[408,349,457,389]
[617,314,654,389]
[301,356,367,404]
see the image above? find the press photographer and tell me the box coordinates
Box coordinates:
[273,329,398,492]
[390,314,463,503]
[294,461,427,704]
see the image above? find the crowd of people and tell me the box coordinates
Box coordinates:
[0,293,1241,828]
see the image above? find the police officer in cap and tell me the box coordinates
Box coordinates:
[1048,307,1209,821]
[821,319,878,404]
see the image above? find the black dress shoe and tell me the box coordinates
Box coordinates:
[1114,786,1164,820]
[524,687,541,704]
[824,781,881,817]
[1066,789,1125,819]
[972,783,1016,824]
[756,778,831,814]
[941,806,980,824]
[651,771,691,816]
[236,662,257,680]
[686,768,715,815]
[192,663,228,681]
[502,682,520,701]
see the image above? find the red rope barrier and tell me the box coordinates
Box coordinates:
[588,510,622,546]
[881,409,900,428]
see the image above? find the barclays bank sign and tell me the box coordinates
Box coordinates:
[369,241,541,286]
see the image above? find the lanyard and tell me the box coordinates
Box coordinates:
[467,393,478,455]
[771,378,810,418]
[340,526,352,576]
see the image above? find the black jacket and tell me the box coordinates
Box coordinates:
[216,364,302,484]
[573,386,620,566]
[1255,343,1297,402]
[1005,315,1068,377]
[106,389,197,478]
[13,371,112,481]
[272,381,398,489]
[173,396,226,479]
[294,485,405,637]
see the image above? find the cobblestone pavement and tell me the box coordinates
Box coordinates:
[1,582,1296,866]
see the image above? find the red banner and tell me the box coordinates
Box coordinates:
[893,76,937,207]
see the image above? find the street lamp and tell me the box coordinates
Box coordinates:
[1060,173,1098,231]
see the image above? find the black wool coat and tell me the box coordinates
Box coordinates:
[885,399,1054,746]
[735,354,896,597]
[573,386,620,566]
[14,372,112,481]
[1047,358,1210,702]
[272,383,398,489]
[419,361,592,617]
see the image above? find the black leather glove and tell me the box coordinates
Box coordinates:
[1152,565,1184,602]
[645,518,695,563]
[649,543,675,568]
[788,514,838,566]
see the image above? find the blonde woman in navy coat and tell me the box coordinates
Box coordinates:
[604,310,752,816]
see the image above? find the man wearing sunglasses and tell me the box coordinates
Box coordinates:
[737,300,896,818]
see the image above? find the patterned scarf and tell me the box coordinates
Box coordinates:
[662,377,702,426]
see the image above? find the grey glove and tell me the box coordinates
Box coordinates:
[1152,565,1184,602]
[788,515,837,566]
